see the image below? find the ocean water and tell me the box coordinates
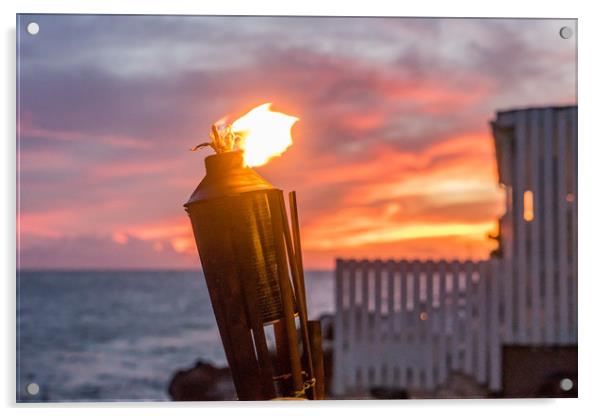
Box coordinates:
[16,269,334,402]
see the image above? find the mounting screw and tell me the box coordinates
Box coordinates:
[26,22,40,35]
[559,26,573,40]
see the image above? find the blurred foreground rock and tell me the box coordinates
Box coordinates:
[168,314,335,401]
[168,360,236,401]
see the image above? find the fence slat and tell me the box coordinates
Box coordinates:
[345,260,358,390]
[542,108,556,343]
[557,110,570,344]
[464,261,475,375]
[387,261,395,340]
[374,260,382,341]
[385,260,396,387]
[360,260,370,385]
[425,260,435,389]
[374,260,384,384]
[398,261,408,388]
[570,107,578,343]
[411,261,421,388]
[332,260,345,395]
[450,260,461,371]
[489,260,502,391]
[437,260,448,386]
[529,110,542,344]
[358,260,369,391]
[515,110,528,343]
[476,261,488,384]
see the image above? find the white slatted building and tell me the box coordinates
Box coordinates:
[492,106,578,346]
[331,106,577,396]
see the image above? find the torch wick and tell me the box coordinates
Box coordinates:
[211,125,221,145]
[190,123,241,154]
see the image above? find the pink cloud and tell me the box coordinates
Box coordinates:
[18,234,198,270]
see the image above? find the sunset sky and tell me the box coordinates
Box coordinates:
[17,15,576,270]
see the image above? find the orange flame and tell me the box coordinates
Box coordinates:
[231,103,299,167]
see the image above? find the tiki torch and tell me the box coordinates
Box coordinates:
[184,104,324,400]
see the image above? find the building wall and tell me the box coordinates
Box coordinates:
[491,106,577,344]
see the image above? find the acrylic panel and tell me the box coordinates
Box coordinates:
[16,14,577,402]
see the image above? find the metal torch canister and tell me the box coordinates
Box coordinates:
[184,150,289,399]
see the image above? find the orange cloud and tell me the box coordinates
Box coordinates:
[295,132,504,266]
[344,111,387,131]
[302,233,499,270]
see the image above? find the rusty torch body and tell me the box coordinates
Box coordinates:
[184,150,294,400]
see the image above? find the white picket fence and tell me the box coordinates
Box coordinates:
[331,106,578,396]
[332,258,502,395]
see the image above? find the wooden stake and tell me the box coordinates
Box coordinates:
[308,320,326,399]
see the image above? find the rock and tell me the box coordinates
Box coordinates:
[168,360,237,401]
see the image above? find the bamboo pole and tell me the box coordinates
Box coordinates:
[274,320,294,397]
[270,191,304,393]
[278,192,315,397]
[290,192,324,399]
[289,191,309,305]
